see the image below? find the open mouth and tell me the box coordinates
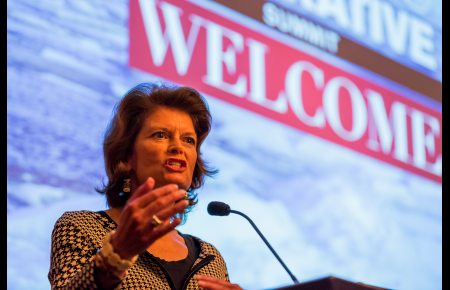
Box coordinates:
[165,158,187,170]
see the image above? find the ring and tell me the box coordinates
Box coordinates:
[151,214,163,226]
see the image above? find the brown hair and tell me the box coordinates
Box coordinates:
[97,83,217,221]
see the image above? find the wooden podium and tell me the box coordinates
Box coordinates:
[272,276,392,290]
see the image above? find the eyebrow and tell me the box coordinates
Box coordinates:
[143,125,197,136]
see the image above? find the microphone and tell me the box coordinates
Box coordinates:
[207,201,231,216]
[207,201,299,284]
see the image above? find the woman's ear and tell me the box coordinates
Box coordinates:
[117,160,132,172]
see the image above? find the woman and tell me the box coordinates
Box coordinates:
[48,83,242,289]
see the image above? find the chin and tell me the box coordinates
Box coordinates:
[163,175,191,190]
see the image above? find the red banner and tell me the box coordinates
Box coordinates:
[129,0,441,183]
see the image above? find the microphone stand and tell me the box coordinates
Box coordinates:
[230,209,300,284]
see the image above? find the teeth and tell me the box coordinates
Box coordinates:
[169,161,181,167]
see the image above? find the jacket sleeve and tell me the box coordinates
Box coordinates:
[48,214,99,290]
[199,242,230,282]
[212,250,230,282]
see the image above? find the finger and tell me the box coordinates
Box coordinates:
[196,275,240,290]
[144,216,182,242]
[144,199,189,232]
[119,188,185,233]
[155,198,189,221]
[146,189,187,216]
[120,178,156,221]
[127,177,155,203]
[134,183,180,208]
[197,279,236,290]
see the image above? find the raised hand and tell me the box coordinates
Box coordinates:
[110,177,189,260]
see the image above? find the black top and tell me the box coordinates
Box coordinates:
[153,235,200,290]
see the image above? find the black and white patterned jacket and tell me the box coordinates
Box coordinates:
[48,211,229,289]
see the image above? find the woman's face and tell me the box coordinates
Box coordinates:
[127,106,198,190]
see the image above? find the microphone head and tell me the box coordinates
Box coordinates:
[207,201,231,216]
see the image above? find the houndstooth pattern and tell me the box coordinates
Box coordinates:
[48,211,229,289]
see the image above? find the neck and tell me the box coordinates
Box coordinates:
[148,230,188,261]
[105,207,123,224]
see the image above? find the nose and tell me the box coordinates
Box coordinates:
[167,137,183,155]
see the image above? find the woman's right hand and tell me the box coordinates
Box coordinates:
[109,177,189,260]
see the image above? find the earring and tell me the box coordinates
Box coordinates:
[119,178,131,197]
[123,178,131,193]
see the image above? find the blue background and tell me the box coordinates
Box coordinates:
[7,0,441,289]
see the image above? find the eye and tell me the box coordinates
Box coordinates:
[152,131,168,139]
[184,136,196,145]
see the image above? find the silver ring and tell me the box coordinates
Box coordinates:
[151,214,163,226]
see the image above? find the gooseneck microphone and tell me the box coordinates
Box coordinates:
[207,201,299,284]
